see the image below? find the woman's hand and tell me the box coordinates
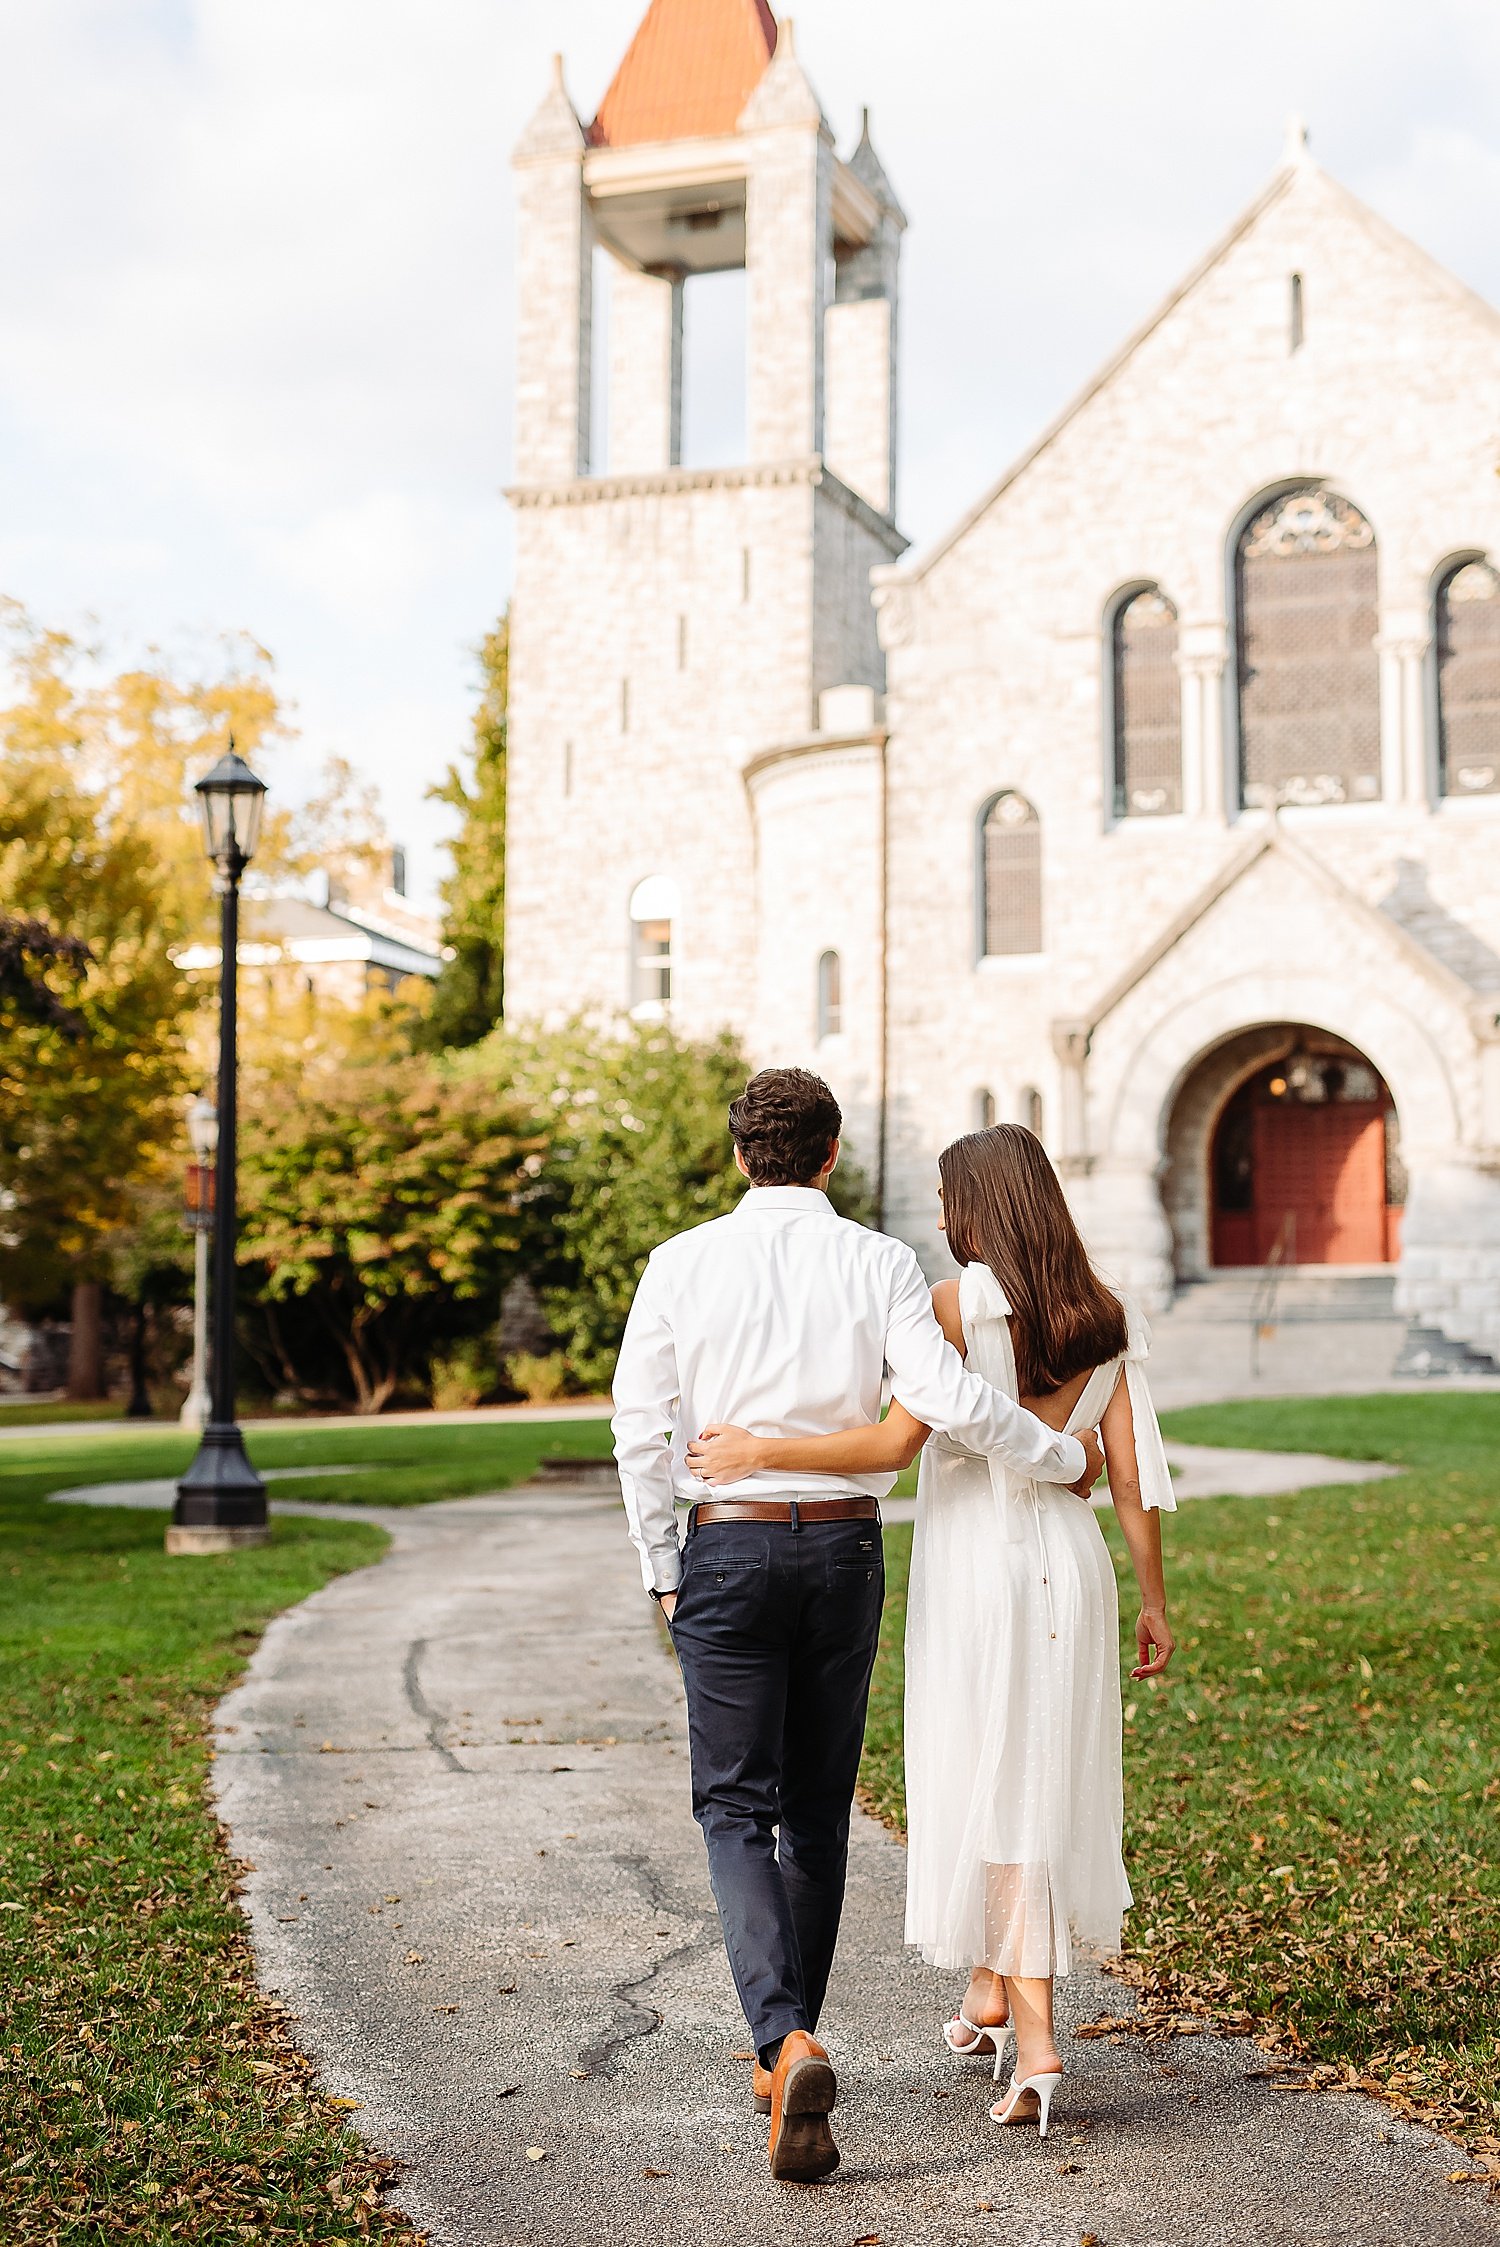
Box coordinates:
[686,1425,765,1484]
[1132,1605,1174,1679]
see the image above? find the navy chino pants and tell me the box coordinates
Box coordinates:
[668,1509,886,2061]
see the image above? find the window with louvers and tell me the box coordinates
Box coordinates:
[1437,559,1500,798]
[980,793,1042,957]
[1113,589,1181,816]
[1236,487,1381,808]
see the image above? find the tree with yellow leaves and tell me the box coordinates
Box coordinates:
[0,601,294,1394]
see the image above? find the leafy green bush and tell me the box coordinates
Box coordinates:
[503,1348,568,1403]
[463,1020,750,1391]
[429,1332,499,1411]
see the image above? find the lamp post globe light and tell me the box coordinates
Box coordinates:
[179,1093,218,1430]
[167,745,268,1554]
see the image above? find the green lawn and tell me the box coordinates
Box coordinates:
[861,1393,1500,2155]
[1,1416,611,2243]
[0,1399,125,1428]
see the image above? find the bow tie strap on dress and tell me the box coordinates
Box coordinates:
[1121,1301,1177,1515]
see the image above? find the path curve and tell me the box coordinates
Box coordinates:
[196,1474,1489,2247]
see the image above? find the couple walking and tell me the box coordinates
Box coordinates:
[611,1067,1176,2182]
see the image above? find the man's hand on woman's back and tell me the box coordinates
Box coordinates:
[1070,1428,1105,1498]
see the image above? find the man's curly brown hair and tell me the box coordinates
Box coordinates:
[728,1068,843,1187]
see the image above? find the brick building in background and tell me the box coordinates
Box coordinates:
[503,0,1500,1370]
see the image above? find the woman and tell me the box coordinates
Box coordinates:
[686,1123,1175,2135]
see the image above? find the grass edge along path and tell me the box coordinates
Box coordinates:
[1,1417,612,2245]
[860,1393,1500,2182]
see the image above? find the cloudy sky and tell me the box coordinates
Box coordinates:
[3,0,1499,900]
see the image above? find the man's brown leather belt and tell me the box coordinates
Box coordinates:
[692,1497,880,1526]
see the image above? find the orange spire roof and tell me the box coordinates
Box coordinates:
[589,0,778,148]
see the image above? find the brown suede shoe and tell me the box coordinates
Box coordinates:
[767,2031,838,2181]
[752,2060,773,2113]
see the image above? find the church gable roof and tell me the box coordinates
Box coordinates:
[898,152,1500,587]
[1072,823,1491,1051]
[588,0,778,149]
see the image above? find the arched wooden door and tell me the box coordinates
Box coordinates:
[1211,1045,1401,1266]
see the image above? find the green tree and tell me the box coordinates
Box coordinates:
[0,601,329,1391]
[464,1020,873,1391]
[237,1039,544,1413]
[422,619,507,1049]
[0,742,196,1331]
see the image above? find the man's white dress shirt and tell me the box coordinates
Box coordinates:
[611,1185,1088,1594]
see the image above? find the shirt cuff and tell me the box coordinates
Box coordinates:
[643,1548,682,1596]
[1059,1432,1087,1483]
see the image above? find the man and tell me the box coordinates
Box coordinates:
[611,1068,1102,2182]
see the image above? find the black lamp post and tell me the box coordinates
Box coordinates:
[168,745,269,1555]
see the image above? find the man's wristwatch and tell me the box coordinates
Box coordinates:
[648,1586,675,1604]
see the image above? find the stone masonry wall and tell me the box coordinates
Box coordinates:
[878,161,1500,1352]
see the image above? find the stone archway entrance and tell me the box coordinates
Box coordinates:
[1163,1025,1404,1277]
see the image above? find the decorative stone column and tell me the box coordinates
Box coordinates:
[1376,626,1433,805]
[1051,1019,1091,1173]
[1175,624,1230,821]
[609,263,684,474]
[1474,999,1500,1153]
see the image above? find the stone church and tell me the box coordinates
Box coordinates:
[503,0,1500,1368]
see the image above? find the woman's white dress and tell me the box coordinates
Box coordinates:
[904,1263,1175,1978]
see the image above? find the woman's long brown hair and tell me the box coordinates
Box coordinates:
[938,1124,1127,1397]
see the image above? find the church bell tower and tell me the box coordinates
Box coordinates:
[503,0,906,1172]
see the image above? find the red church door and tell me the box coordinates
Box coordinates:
[1251,1101,1387,1263]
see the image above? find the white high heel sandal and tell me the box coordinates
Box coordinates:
[990,2069,1063,2136]
[942,2014,1013,2081]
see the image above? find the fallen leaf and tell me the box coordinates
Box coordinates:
[570,2068,589,2080]
[404,1951,423,1964]
[642,2167,672,2179]
[1056,2160,1082,2173]
[525,2146,547,2162]
[433,2005,460,2015]
[328,2097,362,2110]
[496,2084,522,2100]
[730,2049,756,2061]
[1449,2170,1486,2183]
[1410,1775,1434,1794]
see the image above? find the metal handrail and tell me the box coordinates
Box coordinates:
[1249,1211,1297,1378]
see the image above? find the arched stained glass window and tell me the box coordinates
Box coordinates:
[1113,588,1181,817]
[816,949,842,1040]
[1236,486,1381,808]
[1437,559,1500,798]
[980,793,1041,958]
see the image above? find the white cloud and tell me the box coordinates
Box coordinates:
[1,0,1498,896]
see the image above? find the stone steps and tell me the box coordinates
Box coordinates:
[1168,1270,1399,1323]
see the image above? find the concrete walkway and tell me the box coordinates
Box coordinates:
[199,1474,1490,2247]
[48,1437,1401,1526]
